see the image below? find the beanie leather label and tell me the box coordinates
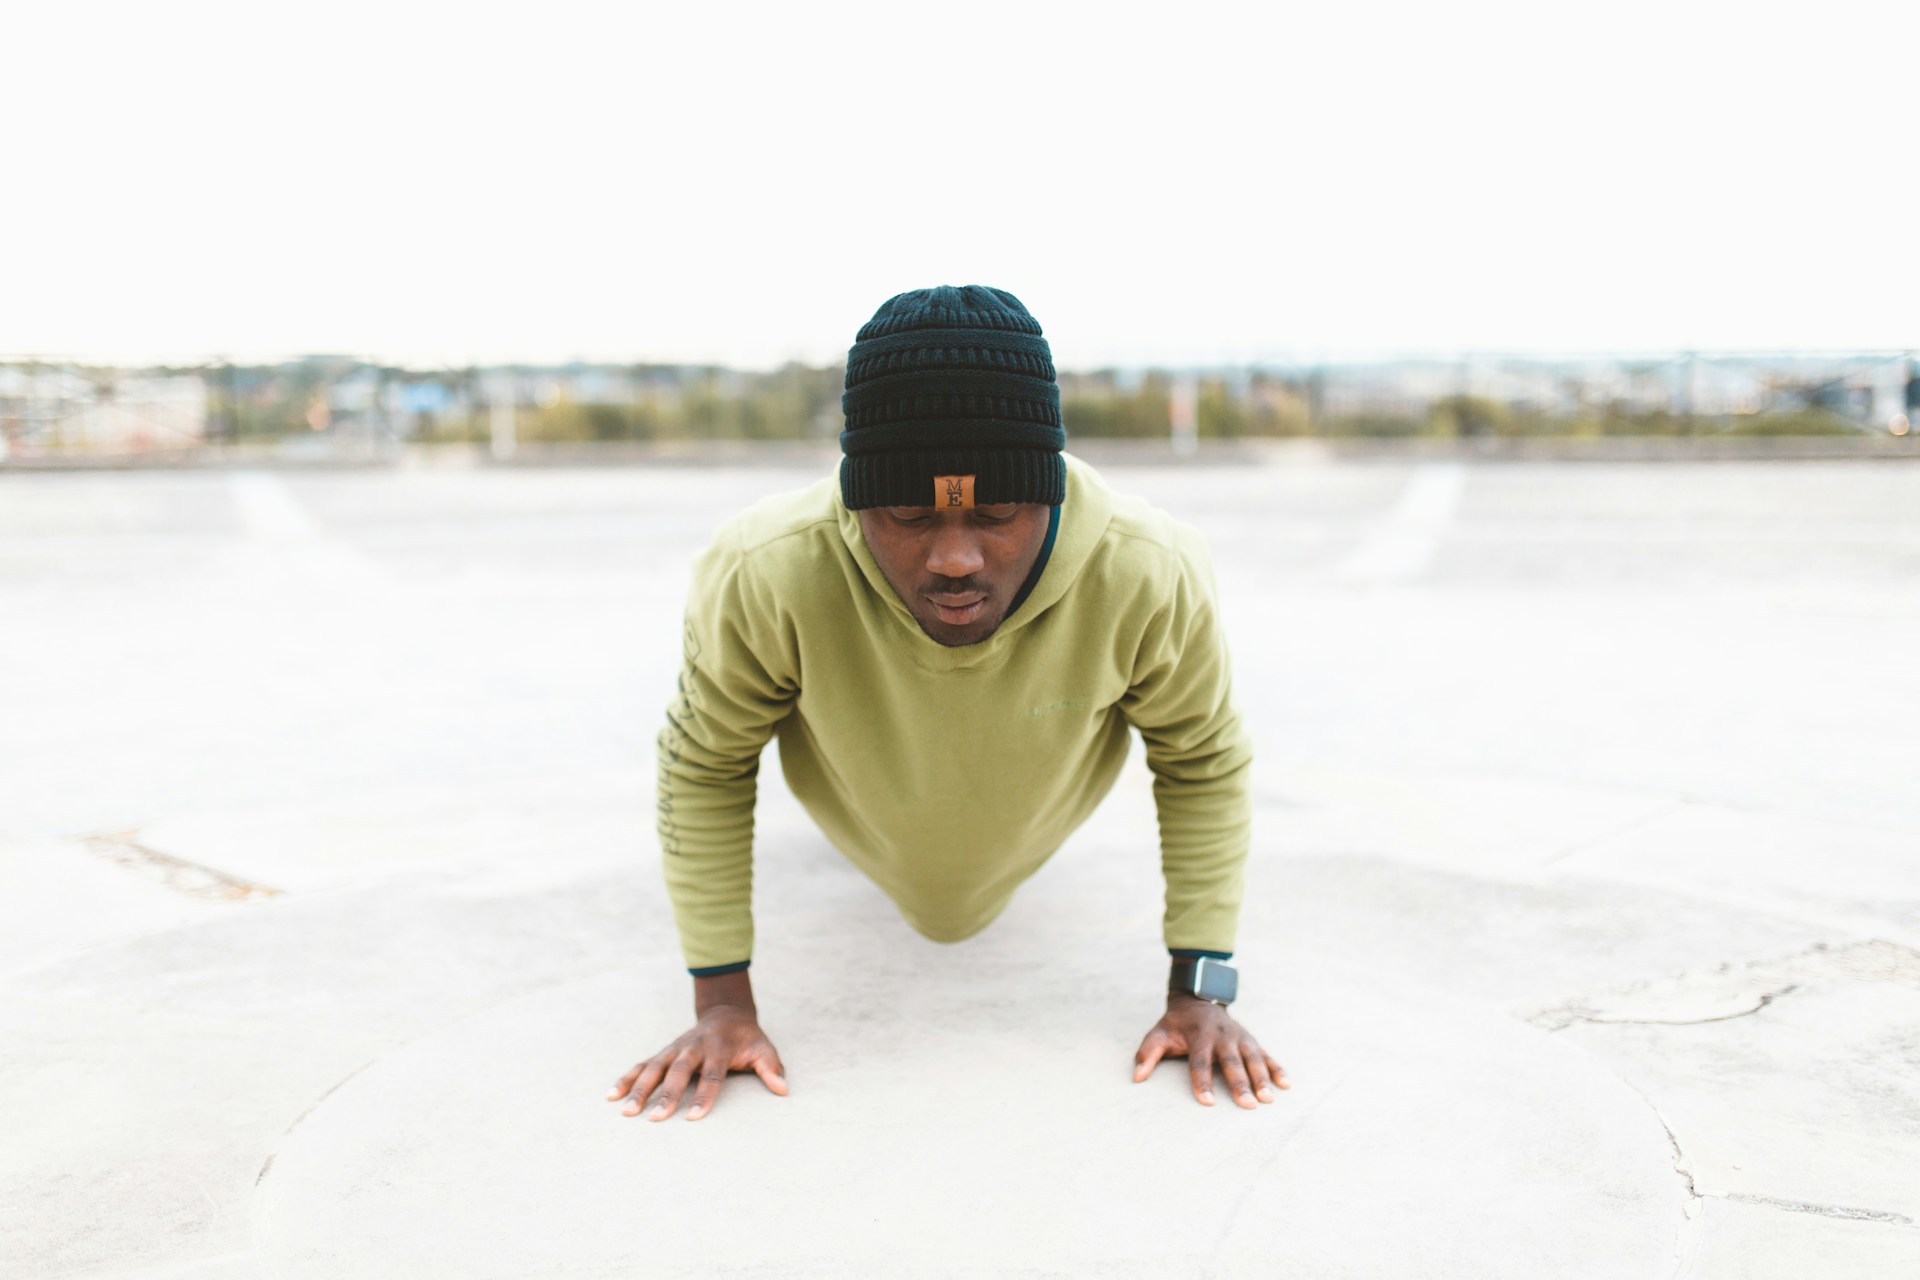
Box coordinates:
[935,475,975,509]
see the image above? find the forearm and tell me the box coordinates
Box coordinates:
[1154,764,1252,952]
[657,554,794,971]
[658,739,760,969]
[1120,533,1253,953]
[1133,658,1253,954]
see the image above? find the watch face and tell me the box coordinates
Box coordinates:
[1196,960,1238,1004]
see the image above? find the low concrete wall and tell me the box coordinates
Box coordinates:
[1254,434,1920,463]
[1071,434,1920,464]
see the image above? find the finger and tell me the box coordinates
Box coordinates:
[646,1052,699,1122]
[1266,1053,1291,1089]
[685,1060,728,1121]
[619,1059,670,1116]
[752,1053,790,1096]
[1133,1031,1169,1083]
[608,1062,644,1102]
[1243,1045,1279,1103]
[1219,1047,1257,1110]
[1189,1045,1217,1106]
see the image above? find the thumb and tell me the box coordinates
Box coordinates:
[1133,1032,1168,1082]
[752,1056,790,1096]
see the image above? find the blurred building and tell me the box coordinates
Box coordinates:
[2,351,1914,458]
[0,365,208,456]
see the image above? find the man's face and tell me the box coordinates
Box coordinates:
[857,501,1052,647]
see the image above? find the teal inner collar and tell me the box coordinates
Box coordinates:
[1005,500,1062,620]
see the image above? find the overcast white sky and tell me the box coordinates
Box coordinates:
[4,1,1914,369]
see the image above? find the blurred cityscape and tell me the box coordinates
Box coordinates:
[0,350,1914,460]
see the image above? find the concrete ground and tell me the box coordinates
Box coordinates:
[2,451,1917,1278]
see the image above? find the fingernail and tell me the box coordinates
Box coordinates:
[606,1091,621,1100]
[622,1105,638,1116]
[648,1106,665,1119]
[1258,1087,1274,1101]
[1202,1091,1215,1104]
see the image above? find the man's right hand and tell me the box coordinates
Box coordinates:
[607,1004,788,1122]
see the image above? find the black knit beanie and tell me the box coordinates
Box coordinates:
[839,284,1066,510]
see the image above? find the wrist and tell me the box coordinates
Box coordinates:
[697,1002,758,1025]
[1167,954,1238,1006]
[693,969,756,1019]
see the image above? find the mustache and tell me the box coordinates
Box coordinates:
[923,575,990,597]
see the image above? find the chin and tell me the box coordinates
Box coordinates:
[920,610,1006,648]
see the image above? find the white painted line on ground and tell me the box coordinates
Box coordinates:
[225,469,393,587]
[1328,462,1468,583]
[228,470,323,540]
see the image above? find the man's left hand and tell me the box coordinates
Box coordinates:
[1132,993,1289,1108]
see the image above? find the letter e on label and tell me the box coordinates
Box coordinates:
[934,474,975,509]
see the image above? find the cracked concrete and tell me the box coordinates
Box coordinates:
[1682,1195,1920,1279]
[1526,940,1920,1031]
[246,968,1681,1279]
[1555,977,1920,1226]
[1529,937,1920,1256]
[4,457,1919,1276]
[1577,983,1799,1028]
[1724,1194,1913,1226]
[1657,1112,1702,1211]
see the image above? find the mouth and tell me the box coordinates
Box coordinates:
[926,591,988,626]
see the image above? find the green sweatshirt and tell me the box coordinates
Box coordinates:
[657,451,1252,972]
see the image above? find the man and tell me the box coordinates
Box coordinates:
[608,285,1286,1122]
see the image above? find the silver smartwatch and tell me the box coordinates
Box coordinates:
[1171,955,1238,1006]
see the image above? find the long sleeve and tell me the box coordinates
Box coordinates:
[1117,525,1254,955]
[656,532,797,971]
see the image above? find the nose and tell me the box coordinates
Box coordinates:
[925,520,985,580]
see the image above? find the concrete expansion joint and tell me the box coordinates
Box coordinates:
[78,828,282,902]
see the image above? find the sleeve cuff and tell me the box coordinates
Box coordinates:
[1168,948,1233,961]
[688,959,752,977]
